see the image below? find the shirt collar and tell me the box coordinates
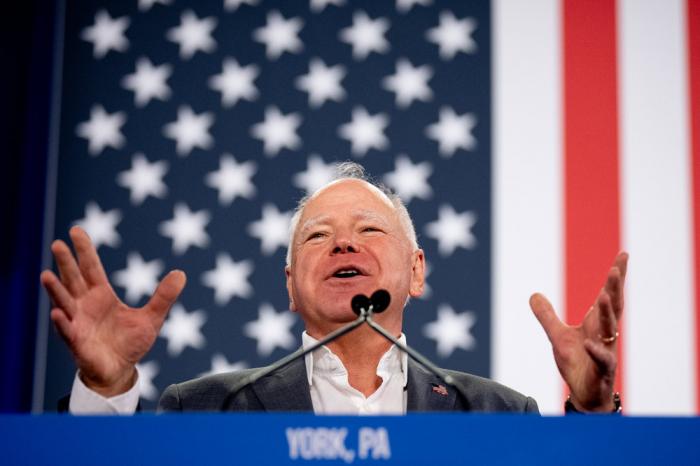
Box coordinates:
[302,331,408,388]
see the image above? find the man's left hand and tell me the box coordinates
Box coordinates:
[529,252,628,412]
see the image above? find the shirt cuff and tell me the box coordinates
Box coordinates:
[69,370,140,415]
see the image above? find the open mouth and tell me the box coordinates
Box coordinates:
[332,268,362,278]
[329,265,367,279]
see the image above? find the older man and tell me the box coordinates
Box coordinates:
[41,163,626,414]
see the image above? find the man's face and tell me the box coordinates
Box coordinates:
[286,179,425,337]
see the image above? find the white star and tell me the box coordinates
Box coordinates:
[253,11,304,60]
[76,105,126,156]
[339,11,390,60]
[199,353,247,377]
[382,58,433,108]
[136,360,159,401]
[244,303,296,356]
[158,203,210,255]
[159,304,206,357]
[113,252,163,304]
[81,10,129,59]
[202,254,254,305]
[310,0,345,13]
[75,201,121,249]
[293,154,336,194]
[224,0,260,12]
[295,58,346,108]
[138,0,172,12]
[247,204,292,255]
[424,205,477,256]
[426,107,476,157]
[396,0,431,13]
[116,153,168,205]
[166,10,217,60]
[121,57,172,107]
[426,11,477,60]
[205,154,257,205]
[383,155,432,203]
[423,304,476,357]
[250,106,302,156]
[338,107,389,156]
[208,58,259,107]
[163,106,214,156]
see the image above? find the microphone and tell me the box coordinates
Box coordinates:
[351,294,371,315]
[351,290,390,316]
[222,303,368,410]
[360,289,470,402]
[369,289,390,313]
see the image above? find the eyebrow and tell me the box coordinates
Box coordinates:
[298,210,392,237]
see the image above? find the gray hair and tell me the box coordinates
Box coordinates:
[286,162,419,266]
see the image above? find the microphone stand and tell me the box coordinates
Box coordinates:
[364,313,458,387]
[363,309,472,404]
[222,309,369,409]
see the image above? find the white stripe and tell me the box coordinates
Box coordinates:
[619,0,696,414]
[492,0,563,413]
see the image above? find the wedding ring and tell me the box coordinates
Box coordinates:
[599,331,619,344]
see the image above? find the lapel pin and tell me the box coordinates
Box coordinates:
[432,384,448,396]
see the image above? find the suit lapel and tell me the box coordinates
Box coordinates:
[406,359,457,412]
[251,356,314,412]
[248,352,460,412]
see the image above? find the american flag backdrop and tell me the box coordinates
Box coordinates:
[33,0,700,415]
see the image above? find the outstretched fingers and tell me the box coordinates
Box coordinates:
[596,291,617,341]
[40,270,76,318]
[614,251,629,285]
[529,293,565,344]
[145,270,187,326]
[70,226,109,288]
[609,252,628,316]
[50,308,76,344]
[583,338,617,376]
[51,239,87,296]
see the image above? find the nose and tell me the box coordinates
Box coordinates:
[332,237,358,254]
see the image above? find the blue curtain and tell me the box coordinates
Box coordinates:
[0,1,58,412]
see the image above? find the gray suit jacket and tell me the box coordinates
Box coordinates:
[158,357,539,413]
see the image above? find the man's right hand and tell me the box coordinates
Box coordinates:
[40,226,186,397]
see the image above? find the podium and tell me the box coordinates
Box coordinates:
[1,414,699,465]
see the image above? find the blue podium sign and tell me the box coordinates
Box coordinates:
[1,414,698,465]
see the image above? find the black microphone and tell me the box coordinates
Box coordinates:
[351,294,371,316]
[222,303,369,410]
[351,290,390,316]
[369,289,390,313]
[361,289,471,403]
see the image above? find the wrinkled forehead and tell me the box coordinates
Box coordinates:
[311,178,394,208]
[298,179,397,229]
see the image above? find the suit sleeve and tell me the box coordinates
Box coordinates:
[158,384,184,412]
[524,396,540,414]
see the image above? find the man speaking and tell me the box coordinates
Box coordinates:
[40,163,626,414]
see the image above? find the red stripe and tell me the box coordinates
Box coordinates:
[562,0,623,397]
[687,0,700,414]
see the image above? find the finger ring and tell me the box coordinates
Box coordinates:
[599,332,619,344]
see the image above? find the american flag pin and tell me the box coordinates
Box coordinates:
[432,384,448,396]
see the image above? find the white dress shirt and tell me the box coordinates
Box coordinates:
[303,332,408,415]
[69,372,140,414]
[69,333,408,415]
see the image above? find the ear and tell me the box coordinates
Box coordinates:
[285,266,297,312]
[408,249,425,298]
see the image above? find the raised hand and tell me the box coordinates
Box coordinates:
[40,226,186,397]
[529,252,628,412]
